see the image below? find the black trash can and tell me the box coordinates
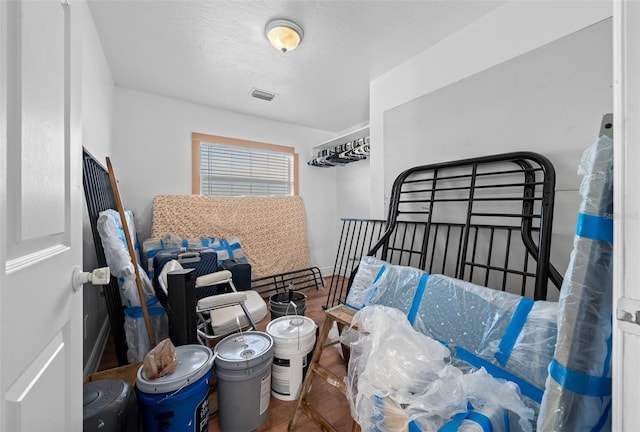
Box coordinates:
[83,379,138,432]
[269,290,307,319]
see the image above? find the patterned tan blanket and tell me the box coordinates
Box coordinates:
[150,195,311,279]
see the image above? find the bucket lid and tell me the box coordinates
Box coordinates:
[266,316,316,340]
[214,331,273,367]
[136,345,214,394]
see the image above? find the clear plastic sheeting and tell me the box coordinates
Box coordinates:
[97,209,153,307]
[538,134,613,431]
[141,233,247,279]
[123,300,169,363]
[345,256,558,426]
[97,209,168,363]
[345,256,386,310]
[342,306,534,432]
[347,257,557,397]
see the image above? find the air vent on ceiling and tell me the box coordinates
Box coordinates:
[250,88,277,101]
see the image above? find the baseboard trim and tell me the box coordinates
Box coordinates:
[83,317,110,379]
[318,266,357,279]
[319,266,334,278]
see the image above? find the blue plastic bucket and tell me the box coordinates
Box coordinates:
[136,345,214,432]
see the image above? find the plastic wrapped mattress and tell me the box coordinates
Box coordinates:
[345,256,558,430]
[537,134,613,431]
[343,305,536,432]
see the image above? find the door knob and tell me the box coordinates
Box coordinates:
[72,266,110,292]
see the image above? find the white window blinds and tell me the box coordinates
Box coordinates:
[200,142,294,196]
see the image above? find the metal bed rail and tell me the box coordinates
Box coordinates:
[251,266,325,298]
[324,218,387,308]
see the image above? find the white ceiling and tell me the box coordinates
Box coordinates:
[88,0,505,133]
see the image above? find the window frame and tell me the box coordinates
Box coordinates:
[191,132,299,196]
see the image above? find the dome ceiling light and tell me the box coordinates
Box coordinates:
[265,19,303,53]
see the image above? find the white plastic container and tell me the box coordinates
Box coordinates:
[266,315,317,401]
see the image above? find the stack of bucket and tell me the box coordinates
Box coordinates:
[267,285,316,401]
[136,285,316,431]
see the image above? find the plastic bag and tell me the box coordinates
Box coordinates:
[142,338,178,379]
[97,209,139,279]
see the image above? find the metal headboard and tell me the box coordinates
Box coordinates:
[345,152,563,303]
[82,148,128,365]
[375,151,561,300]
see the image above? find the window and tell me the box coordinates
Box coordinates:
[192,132,299,196]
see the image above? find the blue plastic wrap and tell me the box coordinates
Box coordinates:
[97,209,168,363]
[347,257,557,398]
[537,134,613,431]
[141,233,246,278]
[345,257,558,429]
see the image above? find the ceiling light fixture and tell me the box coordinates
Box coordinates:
[265,19,303,53]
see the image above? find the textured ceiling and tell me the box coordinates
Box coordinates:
[88,0,505,132]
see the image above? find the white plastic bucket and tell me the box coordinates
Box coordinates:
[266,315,317,401]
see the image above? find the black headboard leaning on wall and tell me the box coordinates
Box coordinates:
[326,151,565,310]
[371,151,564,301]
[82,148,128,366]
[376,152,562,300]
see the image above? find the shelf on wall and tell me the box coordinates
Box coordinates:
[313,125,369,151]
[308,125,370,167]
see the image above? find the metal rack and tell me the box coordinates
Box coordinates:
[308,125,370,167]
[251,266,325,298]
[324,218,386,308]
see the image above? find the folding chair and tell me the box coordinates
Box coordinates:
[158,262,268,347]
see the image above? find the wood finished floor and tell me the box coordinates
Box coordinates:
[96,280,356,431]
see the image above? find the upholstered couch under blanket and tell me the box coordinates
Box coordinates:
[150,195,312,281]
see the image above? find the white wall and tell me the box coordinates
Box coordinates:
[363,1,612,297]
[384,18,612,281]
[336,159,371,219]
[78,0,114,374]
[371,0,613,217]
[111,88,337,273]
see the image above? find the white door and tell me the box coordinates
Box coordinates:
[614,1,640,431]
[0,0,83,430]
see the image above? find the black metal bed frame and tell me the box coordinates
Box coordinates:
[251,267,325,298]
[82,149,129,365]
[326,151,563,309]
